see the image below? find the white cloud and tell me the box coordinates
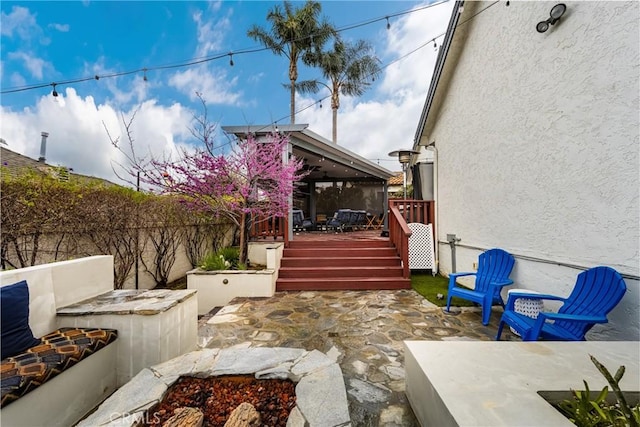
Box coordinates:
[297,0,455,172]
[9,71,27,87]
[0,6,38,38]
[49,23,70,32]
[0,88,195,185]
[193,8,231,58]
[169,65,242,105]
[83,57,150,108]
[7,51,51,79]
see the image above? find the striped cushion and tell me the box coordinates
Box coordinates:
[1,327,117,407]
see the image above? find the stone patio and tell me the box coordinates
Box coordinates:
[198,289,515,426]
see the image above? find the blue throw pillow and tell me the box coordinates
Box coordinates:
[1,280,40,359]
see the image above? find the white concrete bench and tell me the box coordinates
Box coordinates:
[0,256,118,427]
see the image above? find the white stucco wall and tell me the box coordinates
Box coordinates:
[422,1,639,339]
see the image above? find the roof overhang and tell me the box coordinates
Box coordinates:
[413,0,465,151]
[222,124,395,181]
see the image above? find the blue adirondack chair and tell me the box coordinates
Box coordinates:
[446,248,515,325]
[496,266,627,341]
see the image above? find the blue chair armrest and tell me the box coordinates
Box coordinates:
[490,279,514,288]
[539,312,608,324]
[448,272,477,292]
[449,272,477,280]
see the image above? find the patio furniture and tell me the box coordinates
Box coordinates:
[327,209,353,232]
[445,248,515,325]
[292,208,314,231]
[315,213,328,231]
[496,266,627,341]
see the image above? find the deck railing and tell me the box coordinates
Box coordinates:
[388,200,435,278]
[249,215,288,246]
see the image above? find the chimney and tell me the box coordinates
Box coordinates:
[38,132,49,163]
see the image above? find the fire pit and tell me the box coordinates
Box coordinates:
[76,347,350,427]
[144,375,296,426]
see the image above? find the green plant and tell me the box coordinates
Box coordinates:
[199,252,228,271]
[218,247,240,268]
[411,273,476,307]
[199,247,243,271]
[556,356,640,427]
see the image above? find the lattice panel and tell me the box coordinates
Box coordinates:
[408,222,436,272]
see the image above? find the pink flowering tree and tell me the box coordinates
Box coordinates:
[107,97,306,265]
[154,132,305,264]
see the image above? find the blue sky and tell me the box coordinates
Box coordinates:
[1,0,454,182]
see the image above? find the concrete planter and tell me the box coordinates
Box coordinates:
[188,243,284,315]
[187,268,277,315]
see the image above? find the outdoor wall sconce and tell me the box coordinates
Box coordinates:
[537,3,567,33]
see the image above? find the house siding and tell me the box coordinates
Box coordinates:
[423,1,639,339]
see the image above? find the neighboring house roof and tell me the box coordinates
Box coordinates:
[0,146,117,186]
[388,172,405,186]
[222,124,395,182]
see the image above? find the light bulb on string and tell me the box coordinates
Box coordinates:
[433,39,438,51]
[229,53,234,66]
[385,17,391,30]
[143,68,148,82]
[506,1,510,6]
[51,83,58,97]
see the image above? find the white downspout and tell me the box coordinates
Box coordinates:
[429,145,439,275]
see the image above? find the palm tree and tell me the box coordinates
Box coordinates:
[247,1,334,124]
[300,38,381,143]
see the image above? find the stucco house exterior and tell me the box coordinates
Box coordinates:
[412,1,639,340]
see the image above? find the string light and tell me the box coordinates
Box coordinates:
[143,68,148,82]
[229,52,234,67]
[433,39,438,50]
[4,0,500,104]
[51,83,58,97]
[506,1,510,6]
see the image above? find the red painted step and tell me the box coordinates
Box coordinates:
[276,277,411,291]
[280,257,401,268]
[276,238,410,291]
[284,247,397,258]
[278,266,403,278]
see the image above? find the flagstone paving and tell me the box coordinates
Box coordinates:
[198,289,517,426]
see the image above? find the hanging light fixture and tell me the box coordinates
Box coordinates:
[229,52,234,66]
[386,17,391,30]
[51,83,58,97]
[536,3,567,33]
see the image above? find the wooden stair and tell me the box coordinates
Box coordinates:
[276,240,411,291]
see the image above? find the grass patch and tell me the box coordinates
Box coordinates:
[411,272,477,307]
